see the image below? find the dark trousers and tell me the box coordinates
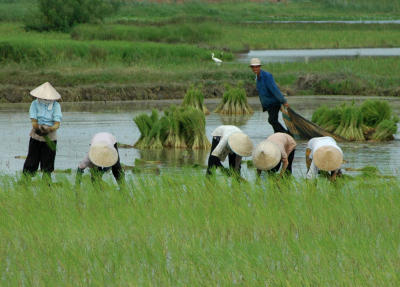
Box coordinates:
[265,104,289,133]
[269,149,295,174]
[206,136,241,175]
[91,144,124,182]
[23,137,57,175]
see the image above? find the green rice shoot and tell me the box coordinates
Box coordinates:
[214,82,253,115]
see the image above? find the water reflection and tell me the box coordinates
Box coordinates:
[219,114,252,127]
[138,148,209,167]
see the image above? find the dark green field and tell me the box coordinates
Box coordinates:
[1,0,400,100]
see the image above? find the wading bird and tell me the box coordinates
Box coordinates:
[211,53,222,65]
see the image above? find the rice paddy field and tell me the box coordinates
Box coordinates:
[1,1,400,285]
[1,171,400,286]
[1,0,400,99]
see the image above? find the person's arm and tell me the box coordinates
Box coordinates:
[305,148,312,171]
[306,160,318,180]
[75,167,84,186]
[280,158,288,176]
[330,169,342,182]
[265,74,288,106]
[41,121,60,133]
[75,155,90,186]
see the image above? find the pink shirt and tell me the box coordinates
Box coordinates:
[266,133,297,160]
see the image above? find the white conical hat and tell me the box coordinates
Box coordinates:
[30,82,61,100]
[88,143,118,168]
[252,140,281,170]
[228,132,253,157]
[313,146,343,171]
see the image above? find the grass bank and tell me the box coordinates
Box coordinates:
[1,172,399,285]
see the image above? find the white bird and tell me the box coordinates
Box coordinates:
[211,53,222,65]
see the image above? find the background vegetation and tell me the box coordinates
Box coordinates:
[1,0,400,100]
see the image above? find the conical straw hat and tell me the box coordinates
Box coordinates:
[88,143,118,168]
[313,146,343,171]
[228,132,253,157]
[30,82,61,100]
[252,140,281,170]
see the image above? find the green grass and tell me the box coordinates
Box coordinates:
[71,22,400,52]
[1,172,400,285]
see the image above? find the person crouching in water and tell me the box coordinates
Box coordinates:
[206,125,253,178]
[253,132,297,177]
[75,132,125,187]
[306,136,343,181]
[23,82,62,181]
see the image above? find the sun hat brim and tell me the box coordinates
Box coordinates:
[228,132,253,157]
[88,143,118,168]
[252,140,281,170]
[30,82,61,100]
[313,146,343,171]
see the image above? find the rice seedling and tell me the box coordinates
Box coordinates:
[1,172,400,286]
[134,106,210,150]
[133,109,160,149]
[371,119,398,141]
[182,85,209,115]
[312,100,398,141]
[334,104,364,141]
[181,107,211,150]
[214,82,253,115]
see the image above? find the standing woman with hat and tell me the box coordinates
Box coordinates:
[23,82,62,179]
[206,125,253,178]
[253,132,297,177]
[250,57,289,134]
[306,136,343,181]
[75,132,125,187]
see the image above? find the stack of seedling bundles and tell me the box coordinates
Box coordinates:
[133,106,211,150]
[311,100,398,141]
[214,82,253,115]
[182,85,210,115]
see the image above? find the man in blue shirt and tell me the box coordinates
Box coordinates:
[250,58,289,133]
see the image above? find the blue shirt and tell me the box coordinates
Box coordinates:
[256,70,287,110]
[29,99,62,126]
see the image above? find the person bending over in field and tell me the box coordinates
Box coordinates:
[75,132,125,187]
[253,132,297,177]
[206,125,253,178]
[306,136,343,181]
[250,57,289,134]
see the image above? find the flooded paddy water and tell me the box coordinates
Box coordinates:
[239,48,400,63]
[0,96,399,179]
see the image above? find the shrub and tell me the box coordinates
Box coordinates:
[25,0,120,32]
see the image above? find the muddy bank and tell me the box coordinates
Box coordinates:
[0,75,398,103]
[0,82,264,103]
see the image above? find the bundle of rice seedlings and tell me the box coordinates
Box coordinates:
[133,113,153,149]
[146,117,169,149]
[312,105,342,133]
[181,107,211,150]
[361,100,392,127]
[371,119,398,141]
[334,105,364,141]
[134,109,162,149]
[182,85,209,115]
[214,82,253,115]
[163,106,188,149]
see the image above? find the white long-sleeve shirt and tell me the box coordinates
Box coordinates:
[78,132,117,170]
[211,125,242,161]
[306,136,343,179]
